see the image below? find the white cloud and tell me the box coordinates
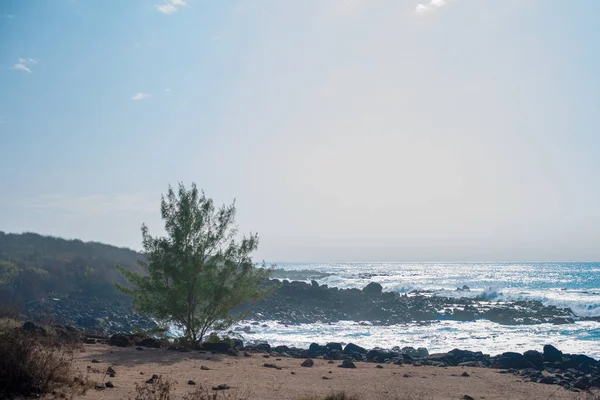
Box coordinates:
[12,57,37,73]
[156,4,177,14]
[165,88,171,92]
[12,63,31,73]
[1,14,14,19]
[132,93,151,100]
[156,0,187,14]
[415,0,453,14]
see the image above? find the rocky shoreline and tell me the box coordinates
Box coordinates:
[23,295,158,336]
[21,279,600,336]
[235,279,588,326]
[91,330,599,393]
[13,314,600,394]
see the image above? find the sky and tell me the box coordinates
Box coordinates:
[1,0,599,262]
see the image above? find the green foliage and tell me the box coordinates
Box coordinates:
[116,183,271,344]
[0,231,143,304]
[0,260,19,286]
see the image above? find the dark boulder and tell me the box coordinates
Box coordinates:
[301,359,314,367]
[402,346,429,358]
[493,352,532,369]
[326,342,343,352]
[543,345,563,362]
[109,334,131,347]
[343,343,367,355]
[362,282,383,295]
[135,337,161,348]
[573,377,590,390]
[273,345,290,354]
[263,363,281,370]
[202,342,231,353]
[443,349,487,366]
[523,350,544,370]
[540,376,557,385]
[564,354,597,371]
[251,343,271,353]
[309,343,328,355]
[366,349,397,363]
[327,350,345,360]
[339,360,357,369]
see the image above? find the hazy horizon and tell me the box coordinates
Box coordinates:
[1,1,599,262]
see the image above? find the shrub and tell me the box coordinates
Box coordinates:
[131,376,175,400]
[0,330,73,397]
[130,376,250,400]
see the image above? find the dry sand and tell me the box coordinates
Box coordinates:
[71,344,596,400]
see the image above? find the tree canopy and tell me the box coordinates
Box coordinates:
[116,183,271,344]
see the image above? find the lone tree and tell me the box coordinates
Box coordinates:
[116,183,271,345]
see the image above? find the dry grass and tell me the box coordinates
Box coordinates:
[130,376,176,400]
[0,303,22,320]
[128,376,251,400]
[301,392,434,400]
[182,385,251,400]
[0,328,75,398]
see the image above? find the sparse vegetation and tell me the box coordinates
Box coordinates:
[0,329,74,398]
[130,377,250,400]
[182,384,251,400]
[300,392,434,400]
[116,183,272,345]
[131,376,175,400]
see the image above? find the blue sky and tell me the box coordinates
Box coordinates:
[1,0,599,262]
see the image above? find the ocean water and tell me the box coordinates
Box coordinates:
[235,262,600,358]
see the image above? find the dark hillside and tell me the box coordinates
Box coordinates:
[0,231,143,304]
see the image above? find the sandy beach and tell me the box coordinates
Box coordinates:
[69,344,594,400]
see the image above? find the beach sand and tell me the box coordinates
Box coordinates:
[71,344,594,400]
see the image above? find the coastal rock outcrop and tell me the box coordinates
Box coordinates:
[235,280,579,327]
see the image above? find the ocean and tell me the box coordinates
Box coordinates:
[235,262,600,358]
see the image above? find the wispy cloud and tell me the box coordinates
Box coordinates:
[132,93,151,100]
[415,0,453,14]
[156,0,187,14]
[12,58,38,73]
[1,14,15,19]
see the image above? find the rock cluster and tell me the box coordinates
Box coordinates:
[24,295,157,335]
[235,280,579,326]
[240,341,599,392]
